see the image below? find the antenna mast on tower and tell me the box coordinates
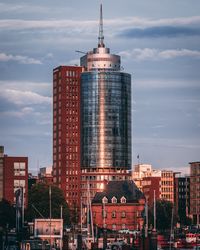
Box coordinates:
[98,4,105,48]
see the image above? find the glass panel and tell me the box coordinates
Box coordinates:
[81,72,131,169]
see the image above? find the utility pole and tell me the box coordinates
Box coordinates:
[49,185,52,250]
[60,205,63,250]
[145,200,148,238]
[153,190,156,231]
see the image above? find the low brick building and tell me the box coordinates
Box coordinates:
[142,176,161,206]
[0,146,28,207]
[92,180,145,231]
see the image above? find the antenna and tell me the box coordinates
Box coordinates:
[98,4,105,48]
[75,50,87,55]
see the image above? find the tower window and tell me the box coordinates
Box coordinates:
[111,196,117,203]
[102,196,108,204]
[120,196,126,203]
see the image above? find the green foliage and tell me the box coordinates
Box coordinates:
[0,199,15,229]
[26,183,70,225]
[149,200,177,231]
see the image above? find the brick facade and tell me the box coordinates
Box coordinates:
[3,155,28,207]
[52,66,83,215]
[92,180,145,231]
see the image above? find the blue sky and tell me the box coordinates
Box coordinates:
[0,0,200,174]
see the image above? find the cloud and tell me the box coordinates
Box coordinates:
[0,2,72,15]
[119,48,200,61]
[0,19,97,31]
[159,49,200,59]
[0,107,34,118]
[118,26,200,38]
[0,80,51,94]
[0,89,52,105]
[0,3,49,13]
[0,52,42,64]
[107,16,200,28]
[1,15,200,32]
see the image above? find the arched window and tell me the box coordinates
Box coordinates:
[111,196,117,203]
[120,196,126,203]
[112,211,116,218]
[121,211,126,218]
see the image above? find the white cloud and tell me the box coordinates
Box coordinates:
[0,107,34,118]
[106,16,200,29]
[0,89,52,105]
[0,52,42,64]
[21,107,34,114]
[0,80,51,94]
[0,3,72,15]
[159,49,200,59]
[0,19,97,31]
[119,48,200,61]
[0,16,200,31]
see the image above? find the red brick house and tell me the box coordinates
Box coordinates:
[1,147,28,207]
[91,180,145,231]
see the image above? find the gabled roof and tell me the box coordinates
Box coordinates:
[92,180,145,204]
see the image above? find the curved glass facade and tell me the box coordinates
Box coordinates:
[81,71,131,169]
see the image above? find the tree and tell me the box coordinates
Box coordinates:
[149,200,177,231]
[0,199,15,229]
[26,183,70,225]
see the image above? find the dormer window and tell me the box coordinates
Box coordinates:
[111,196,117,203]
[102,196,108,204]
[120,196,126,203]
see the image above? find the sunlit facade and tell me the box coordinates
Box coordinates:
[80,6,132,203]
[53,5,132,208]
[81,71,131,169]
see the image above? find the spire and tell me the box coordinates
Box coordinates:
[98,4,105,48]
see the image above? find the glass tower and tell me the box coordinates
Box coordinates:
[81,71,131,169]
[80,5,132,202]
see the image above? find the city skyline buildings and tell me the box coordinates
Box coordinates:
[0,1,200,174]
[53,5,132,208]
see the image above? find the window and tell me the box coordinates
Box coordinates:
[121,211,126,218]
[14,180,25,188]
[120,196,126,203]
[136,211,141,217]
[112,211,116,218]
[111,196,117,203]
[122,224,126,230]
[102,196,108,204]
[112,224,116,231]
[14,162,26,176]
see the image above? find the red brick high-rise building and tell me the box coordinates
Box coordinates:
[52,66,83,213]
